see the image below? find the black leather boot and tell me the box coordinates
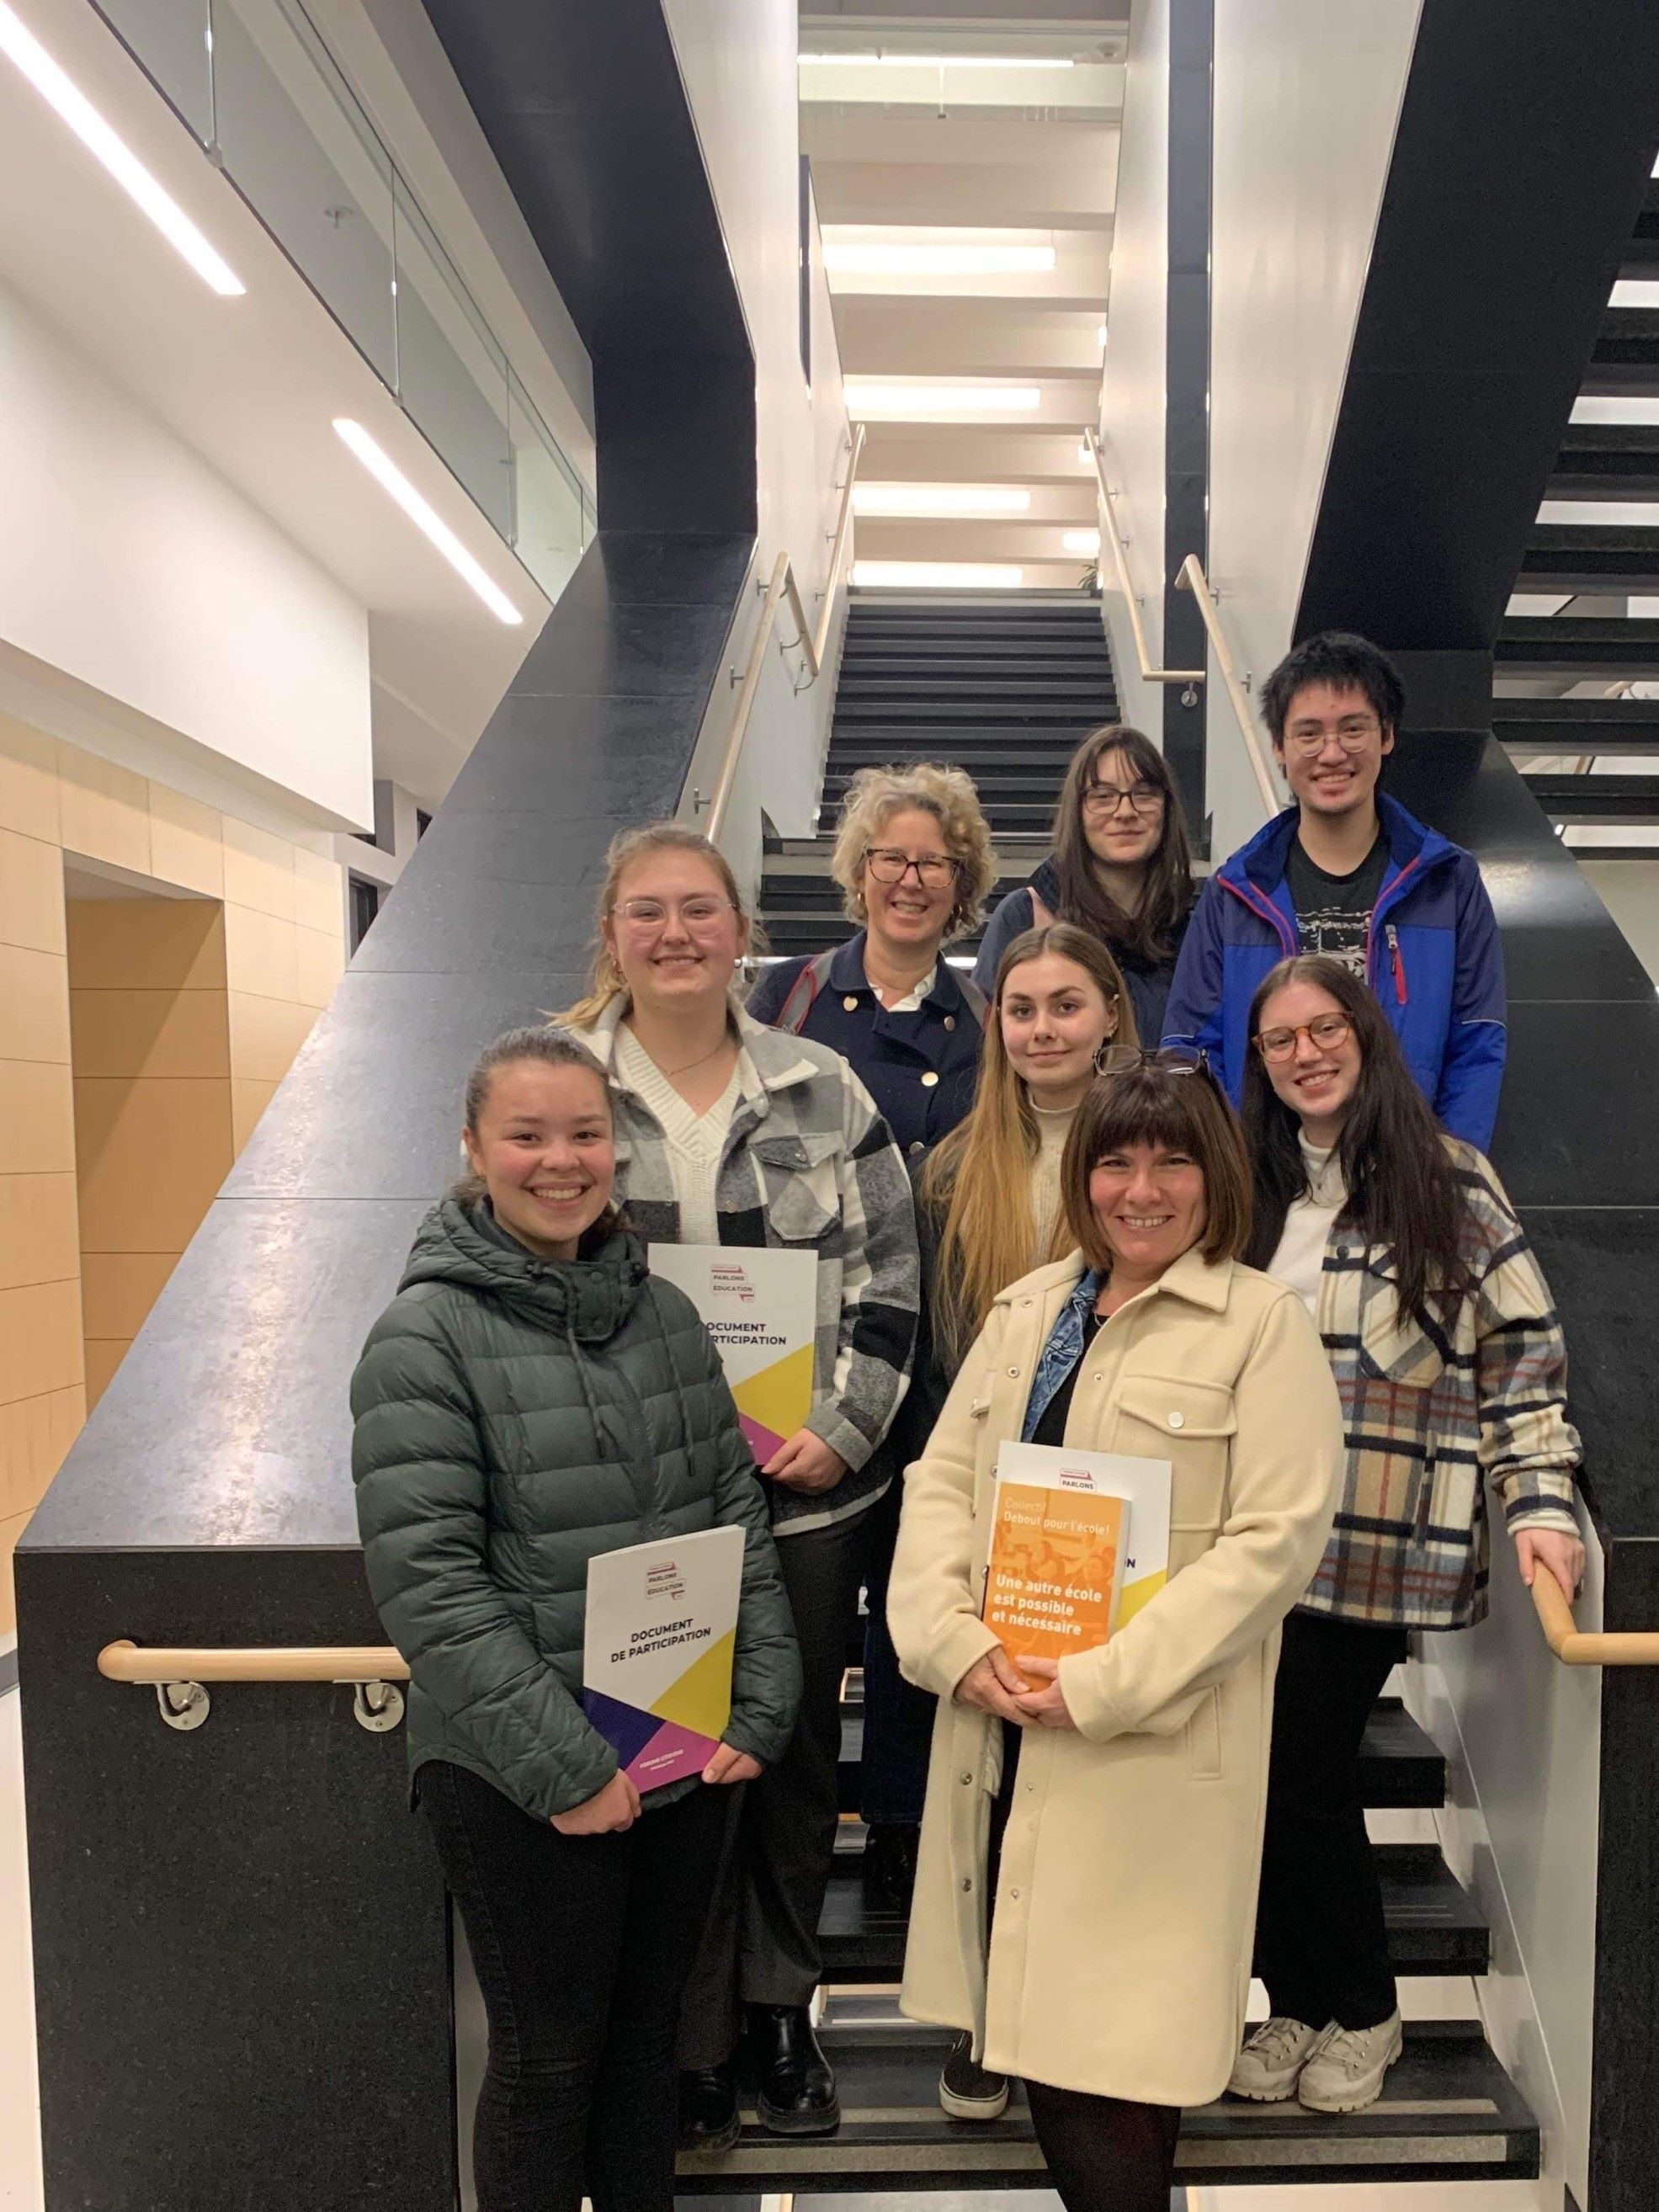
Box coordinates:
[743,2002,841,2135]
[678,2060,741,2153]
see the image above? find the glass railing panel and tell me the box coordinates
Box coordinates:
[392,178,513,540]
[210,0,397,387]
[96,0,213,141]
[508,372,588,603]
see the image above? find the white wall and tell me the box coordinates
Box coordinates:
[1208,0,1422,787]
[1097,0,1169,742]
[662,0,851,857]
[0,279,371,830]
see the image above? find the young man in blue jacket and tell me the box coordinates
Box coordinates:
[1162,633,1506,1149]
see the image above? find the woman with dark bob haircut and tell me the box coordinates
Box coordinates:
[1228,955,1584,2119]
[886,1055,1342,2211]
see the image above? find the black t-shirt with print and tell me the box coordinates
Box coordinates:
[1283,832,1389,977]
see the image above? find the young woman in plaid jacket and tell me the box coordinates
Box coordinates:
[562,823,918,2149]
[1230,954,1585,2118]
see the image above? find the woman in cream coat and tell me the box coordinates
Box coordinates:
[889,1055,1343,2212]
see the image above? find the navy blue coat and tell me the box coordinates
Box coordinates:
[747,933,986,1159]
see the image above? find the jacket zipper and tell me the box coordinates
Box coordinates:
[1364,853,1423,993]
[1386,924,1408,1005]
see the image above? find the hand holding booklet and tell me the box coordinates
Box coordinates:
[984,1442,1172,1672]
[582,1524,744,1792]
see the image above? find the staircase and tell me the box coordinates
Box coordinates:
[1501,177,1659,845]
[760,590,1119,960]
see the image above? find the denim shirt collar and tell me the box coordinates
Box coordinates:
[1020,1267,1106,1442]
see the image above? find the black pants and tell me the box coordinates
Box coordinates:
[991,1726,1180,2212]
[419,1760,727,2212]
[860,1476,937,1826]
[1255,1608,1410,2033]
[678,1506,871,2067]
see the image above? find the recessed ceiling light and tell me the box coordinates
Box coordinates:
[334,420,523,625]
[853,483,1032,516]
[853,561,1025,588]
[826,241,1055,276]
[845,381,1043,417]
[0,1,243,295]
[1062,530,1102,556]
[800,53,1076,69]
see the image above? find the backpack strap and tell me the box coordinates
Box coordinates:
[774,947,838,1034]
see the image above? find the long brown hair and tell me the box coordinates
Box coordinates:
[922,923,1137,1358]
[561,822,758,1029]
[1063,1062,1252,1271]
[1241,956,1471,1327]
[1052,725,1194,965]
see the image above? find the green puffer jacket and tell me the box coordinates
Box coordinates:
[351,1200,801,1821]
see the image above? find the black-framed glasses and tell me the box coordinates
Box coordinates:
[864,846,962,889]
[1093,1043,1213,1079]
[1254,1013,1353,1064]
[1082,779,1165,819]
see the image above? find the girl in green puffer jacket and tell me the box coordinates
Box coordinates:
[351,1025,800,2212]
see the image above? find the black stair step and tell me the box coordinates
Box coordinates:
[1518,520,1659,593]
[837,1702,1445,1812]
[1620,179,1659,274]
[1494,695,1659,756]
[675,2019,1539,2193]
[820,1835,1488,1983]
[1495,614,1659,674]
[1524,771,1659,824]
[827,731,1087,757]
[1545,423,1659,498]
[837,681,1114,705]
[823,773,1066,806]
[1585,305,1659,395]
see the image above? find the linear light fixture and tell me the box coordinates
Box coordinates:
[1571,396,1659,423]
[0,2,243,295]
[846,381,1043,417]
[1096,322,1109,345]
[1538,500,1659,527]
[1609,280,1659,308]
[853,482,1032,517]
[334,420,522,625]
[853,561,1024,589]
[826,241,1055,276]
[800,53,1077,69]
[1062,529,1102,556]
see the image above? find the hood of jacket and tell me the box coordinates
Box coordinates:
[1220,790,1454,901]
[397,1198,649,1343]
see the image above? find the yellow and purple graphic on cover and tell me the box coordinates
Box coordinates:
[583,1525,745,1791]
[647,1244,818,1463]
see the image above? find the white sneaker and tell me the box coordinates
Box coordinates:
[1226,2016,1330,2103]
[1298,2013,1404,2113]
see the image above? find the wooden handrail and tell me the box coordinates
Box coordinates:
[1082,428,1204,686]
[98,1639,409,1683]
[1529,1573,1659,1667]
[707,421,864,841]
[1174,552,1281,818]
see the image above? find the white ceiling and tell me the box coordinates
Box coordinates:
[0,0,551,812]
[801,6,1125,585]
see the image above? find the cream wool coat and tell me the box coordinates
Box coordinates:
[889,1245,1343,2109]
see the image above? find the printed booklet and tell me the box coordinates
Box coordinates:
[648,1243,817,1463]
[983,1442,1173,1671]
[582,1523,745,1792]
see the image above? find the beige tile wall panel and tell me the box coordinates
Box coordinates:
[66,900,227,992]
[70,987,231,1080]
[1,944,72,1064]
[57,747,152,875]
[0,1385,83,1520]
[82,1339,132,1412]
[147,785,224,898]
[0,1173,79,1291]
[72,1077,232,1251]
[223,902,298,1002]
[79,1252,178,1341]
[221,816,297,922]
[295,923,347,1008]
[0,1063,76,1175]
[0,827,66,955]
[0,716,60,844]
[226,992,314,1084]
[231,1077,281,1153]
[0,1278,83,1406]
[0,1509,29,1635]
[292,848,344,935]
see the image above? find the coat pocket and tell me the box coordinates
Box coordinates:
[1354,1280,1445,1390]
[750,1130,843,1245]
[1187,1685,1223,1779]
[1114,1373,1238,1532]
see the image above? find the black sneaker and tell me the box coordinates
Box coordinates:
[860,1821,920,1913]
[678,2061,741,2153]
[743,2002,841,2136]
[939,2031,1010,2121]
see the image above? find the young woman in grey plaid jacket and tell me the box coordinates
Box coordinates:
[1230,954,1585,2118]
[562,823,919,2149]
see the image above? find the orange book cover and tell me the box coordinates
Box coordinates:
[983,1443,1130,1670]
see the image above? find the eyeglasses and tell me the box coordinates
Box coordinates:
[612,896,736,931]
[1254,1013,1353,1063]
[864,847,962,889]
[1281,719,1382,758]
[1082,779,1164,819]
[1093,1043,1212,1079]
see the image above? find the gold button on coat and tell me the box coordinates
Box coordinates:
[843,995,859,1011]
[944,1015,956,1031]
[921,1071,939,1087]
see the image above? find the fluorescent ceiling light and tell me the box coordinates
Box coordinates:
[826,240,1055,276]
[334,419,522,625]
[845,381,1042,417]
[1062,529,1102,556]
[0,2,243,295]
[1609,280,1659,308]
[1571,397,1659,423]
[853,561,1025,589]
[801,52,1075,69]
[1539,500,1659,526]
[853,482,1032,516]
